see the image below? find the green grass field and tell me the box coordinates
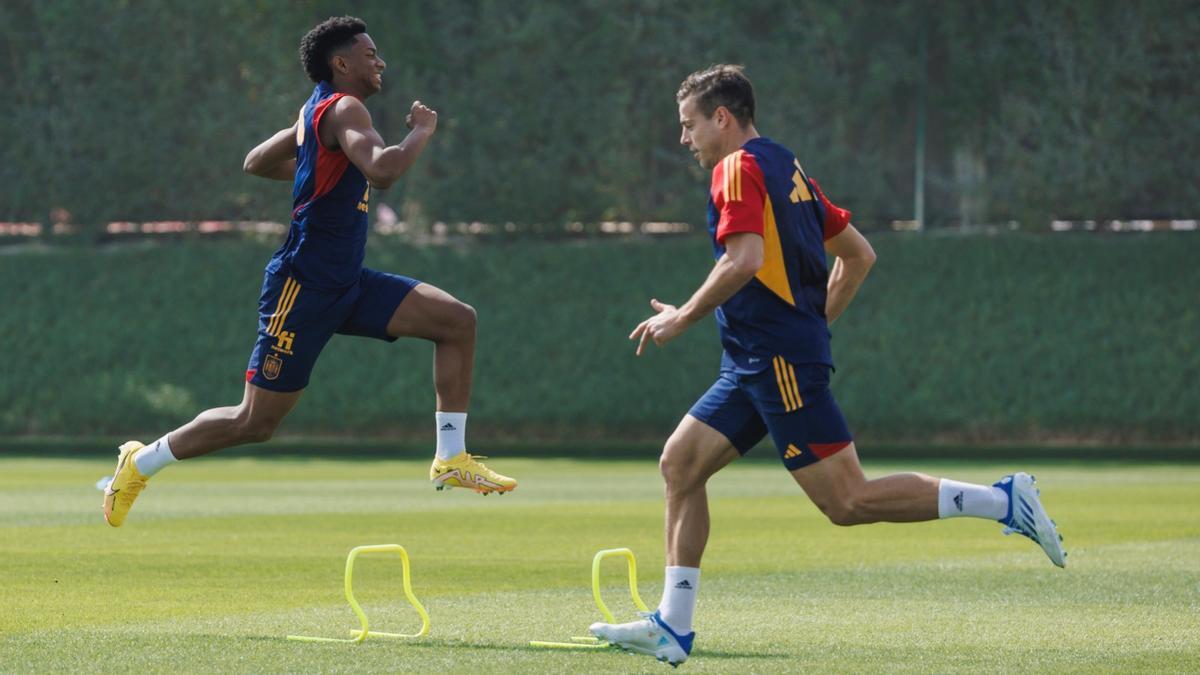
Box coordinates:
[2,456,1197,672]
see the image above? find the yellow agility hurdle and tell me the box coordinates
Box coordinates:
[287,544,430,644]
[529,547,650,649]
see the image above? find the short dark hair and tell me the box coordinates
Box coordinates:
[300,16,367,83]
[677,64,755,126]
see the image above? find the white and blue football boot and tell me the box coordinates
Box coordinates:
[589,610,694,666]
[994,472,1066,568]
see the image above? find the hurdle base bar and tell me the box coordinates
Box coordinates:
[528,638,611,650]
[528,547,649,650]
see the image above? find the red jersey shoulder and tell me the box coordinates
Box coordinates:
[712,150,768,244]
[311,93,351,152]
[809,177,851,240]
[710,150,767,206]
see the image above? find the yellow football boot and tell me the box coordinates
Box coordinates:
[429,451,517,495]
[103,441,150,527]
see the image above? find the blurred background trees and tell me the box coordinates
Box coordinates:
[1,0,1196,231]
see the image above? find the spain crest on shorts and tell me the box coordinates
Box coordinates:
[263,354,283,380]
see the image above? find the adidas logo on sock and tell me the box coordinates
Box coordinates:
[953,491,964,512]
[674,580,692,590]
[440,423,456,431]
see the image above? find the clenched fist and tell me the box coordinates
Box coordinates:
[406,100,438,132]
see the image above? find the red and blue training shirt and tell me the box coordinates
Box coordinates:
[706,136,851,375]
[266,81,371,291]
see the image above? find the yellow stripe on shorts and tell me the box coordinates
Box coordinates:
[267,278,301,336]
[773,356,798,412]
[785,362,804,409]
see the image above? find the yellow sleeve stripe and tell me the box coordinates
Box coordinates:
[773,356,804,412]
[729,152,739,201]
[722,151,743,202]
[723,154,733,202]
[267,278,302,337]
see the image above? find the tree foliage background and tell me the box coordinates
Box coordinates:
[1,0,1196,230]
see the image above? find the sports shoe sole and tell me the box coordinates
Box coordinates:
[430,473,513,495]
[588,629,687,666]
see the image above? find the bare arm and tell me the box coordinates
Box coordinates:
[243,123,297,181]
[328,97,437,189]
[823,223,876,323]
[678,232,764,324]
[630,232,763,355]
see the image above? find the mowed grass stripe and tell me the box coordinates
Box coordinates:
[1,458,1198,672]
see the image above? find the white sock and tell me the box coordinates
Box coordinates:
[435,412,467,461]
[657,566,700,634]
[938,478,1008,520]
[134,435,178,477]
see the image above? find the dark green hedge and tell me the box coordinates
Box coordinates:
[3,232,1196,443]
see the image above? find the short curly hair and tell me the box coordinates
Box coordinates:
[677,64,755,127]
[299,16,368,83]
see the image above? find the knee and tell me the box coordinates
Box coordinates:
[659,438,703,492]
[234,411,280,444]
[817,493,867,527]
[448,301,477,338]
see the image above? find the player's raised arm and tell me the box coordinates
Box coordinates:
[823,223,876,324]
[328,97,436,189]
[243,123,298,181]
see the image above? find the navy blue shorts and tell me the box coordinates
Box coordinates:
[245,267,420,392]
[688,358,853,470]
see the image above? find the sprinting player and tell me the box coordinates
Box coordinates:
[589,65,1064,665]
[103,16,516,527]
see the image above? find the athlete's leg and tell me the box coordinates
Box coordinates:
[106,270,335,526]
[591,371,763,663]
[789,443,939,525]
[660,415,741,566]
[789,443,1066,565]
[103,382,301,526]
[658,374,763,632]
[751,362,943,525]
[385,282,476,411]
[377,279,514,493]
[166,382,303,459]
[588,415,736,664]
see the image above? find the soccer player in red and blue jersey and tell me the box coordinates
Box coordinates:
[103,17,515,527]
[590,65,1065,665]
